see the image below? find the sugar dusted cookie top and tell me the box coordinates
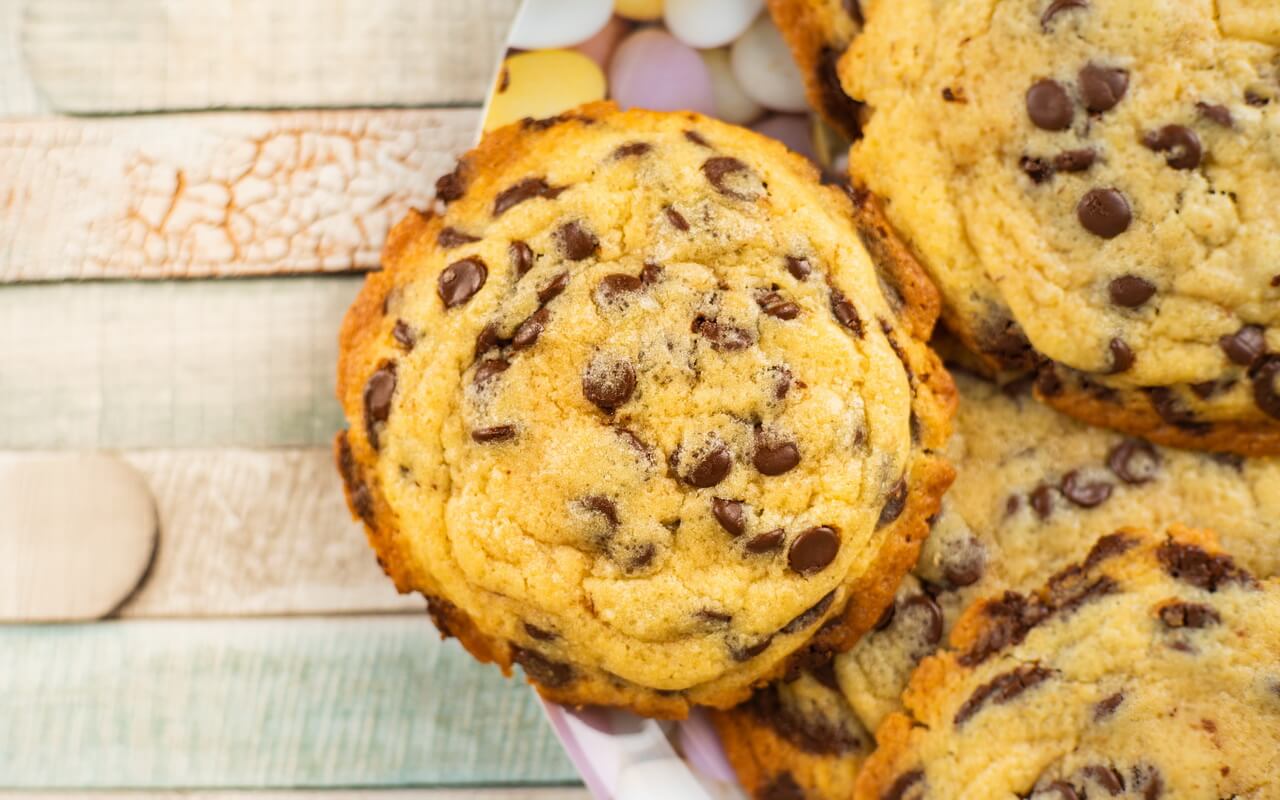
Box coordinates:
[335,102,954,715]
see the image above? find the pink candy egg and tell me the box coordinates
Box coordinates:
[751,114,817,162]
[609,29,716,114]
[575,15,632,69]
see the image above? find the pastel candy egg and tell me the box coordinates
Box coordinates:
[610,29,715,114]
[509,0,614,50]
[751,114,817,162]
[699,47,762,124]
[664,0,763,49]
[575,15,632,68]
[730,14,809,112]
[484,50,606,132]
[615,0,664,21]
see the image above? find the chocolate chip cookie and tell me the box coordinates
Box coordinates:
[855,526,1280,800]
[335,102,956,717]
[766,0,866,141]
[836,0,1280,454]
[714,370,1280,797]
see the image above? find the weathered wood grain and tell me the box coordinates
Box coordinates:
[0,616,577,788]
[0,278,353,449]
[0,1,48,115]
[0,109,476,281]
[19,0,517,113]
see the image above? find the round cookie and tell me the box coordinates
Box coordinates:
[766,0,865,141]
[335,102,956,716]
[855,526,1280,800]
[837,0,1280,454]
[714,370,1280,798]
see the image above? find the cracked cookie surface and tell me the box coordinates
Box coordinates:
[335,102,955,716]
[838,0,1280,454]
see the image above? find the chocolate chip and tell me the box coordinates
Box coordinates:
[511,307,550,350]
[1080,765,1125,795]
[942,540,986,588]
[1196,102,1233,127]
[1145,387,1208,432]
[712,498,747,537]
[1032,781,1081,800]
[754,435,801,476]
[1156,539,1256,591]
[1253,355,1280,420]
[1219,324,1266,366]
[556,221,598,261]
[1143,125,1202,170]
[511,646,574,688]
[524,622,557,641]
[596,273,644,304]
[363,363,397,450]
[626,543,657,571]
[436,162,468,202]
[1094,691,1124,720]
[881,770,924,800]
[779,590,836,635]
[785,256,812,281]
[769,365,794,400]
[1159,601,1221,629]
[693,316,754,351]
[1040,0,1087,29]
[537,271,570,304]
[1245,90,1270,107]
[438,257,488,308]
[664,206,689,231]
[1107,439,1160,484]
[473,358,509,387]
[437,226,480,249]
[1084,532,1139,569]
[391,320,417,350]
[1109,275,1156,307]
[1030,484,1056,518]
[1189,380,1219,399]
[612,141,651,159]
[942,87,962,102]
[843,0,864,24]
[757,290,801,320]
[640,262,663,285]
[1054,148,1096,172]
[582,355,636,412]
[696,608,733,625]
[730,635,773,661]
[830,287,864,336]
[471,425,516,443]
[1060,470,1113,507]
[1077,188,1132,238]
[685,441,732,488]
[954,663,1053,726]
[1021,155,1055,183]
[746,528,785,553]
[788,526,839,575]
[337,430,375,527]
[758,772,805,800]
[1106,338,1135,373]
[983,318,1037,370]
[509,240,535,277]
[494,177,562,216]
[580,494,619,527]
[684,130,710,147]
[702,156,760,201]
[1079,64,1129,113]
[1026,79,1073,130]
[877,479,909,528]
[817,47,866,137]
[614,427,652,462]
[902,594,945,646]
[873,601,897,631]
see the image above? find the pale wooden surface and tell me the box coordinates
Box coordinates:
[0,110,475,282]
[20,0,517,113]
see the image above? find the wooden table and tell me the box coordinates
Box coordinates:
[0,1,587,796]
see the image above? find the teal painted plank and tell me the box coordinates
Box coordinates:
[0,278,353,449]
[0,616,577,788]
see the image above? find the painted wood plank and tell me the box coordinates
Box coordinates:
[0,109,475,282]
[0,616,577,788]
[18,0,517,113]
[0,792,588,799]
[0,1,50,115]
[0,278,352,449]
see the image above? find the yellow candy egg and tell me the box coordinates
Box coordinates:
[615,0,664,21]
[484,50,607,133]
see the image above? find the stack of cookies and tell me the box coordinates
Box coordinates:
[335,1,1280,796]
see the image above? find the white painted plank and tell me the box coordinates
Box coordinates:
[0,278,352,449]
[0,1,49,114]
[0,616,577,788]
[19,0,517,113]
[0,792,588,799]
[0,109,475,282]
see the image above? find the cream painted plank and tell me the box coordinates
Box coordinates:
[20,0,516,113]
[0,792,588,799]
[0,1,49,114]
[0,616,576,788]
[0,109,475,282]
[0,278,352,449]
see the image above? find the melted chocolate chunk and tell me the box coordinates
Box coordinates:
[1219,324,1266,366]
[1077,188,1132,238]
[437,226,480,249]
[524,622,557,641]
[493,177,563,216]
[1079,63,1129,113]
[1145,387,1209,433]
[582,356,636,412]
[1026,79,1074,130]
[780,590,836,635]
[1109,275,1156,307]
[1094,690,1125,720]
[580,494,619,527]
[1245,90,1270,107]
[1107,439,1160,484]
[882,770,925,800]
[1156,540,1256,591]
[471,425,516,443]
[702,156,760,201]
[984,318,1037,371]
[1254,355,1280,420]
[954,663,1054,725]
[537,271,570,304]
[817,47,865,137]
[1083,532,1139,569]
[749,684,864,760]
[1196,101,1233,127]
[391,320,417,350]
[788,526,840,575]
[1031,780,1082,800]
[693,316,754,351]
[696,608,733,626]
[757,290,801,320]
[960,592,1049,667]
[438,257,488,308]
[509,240,535,277]
[1030,484,1056,519]
[556,221,599,261]
[1106,338,1135,373]
[785,256,812,281]
[511,307,550,350]
[435,161,468,202]
[830,287,864,336]
[685,441,733,488]
[363,362,397,450]
[596,273,644,304]
[1159,601,1221,629]
[474,322,504,357]
[730,635,773,661]
[1143,125,1202,170]
[1054,148,1096,172]
[877,479,909,528]
[1021,155,1055,184]
[747,528,785,553]
[684,130,710,147]
[1040,0,1087,30]
[1060,470,1113,507]
[626,543,657,571]
[758,772,806,800]
[754,435,801,476]
[511,646,574,688]
[902,593,945,647]
[1080,765,1124,795]
[640,261,663,285]
[711,498,746,536]
[664,205,689,231]
[336,430,375,526]
[612,141,652,159]
[942,539,987,588]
